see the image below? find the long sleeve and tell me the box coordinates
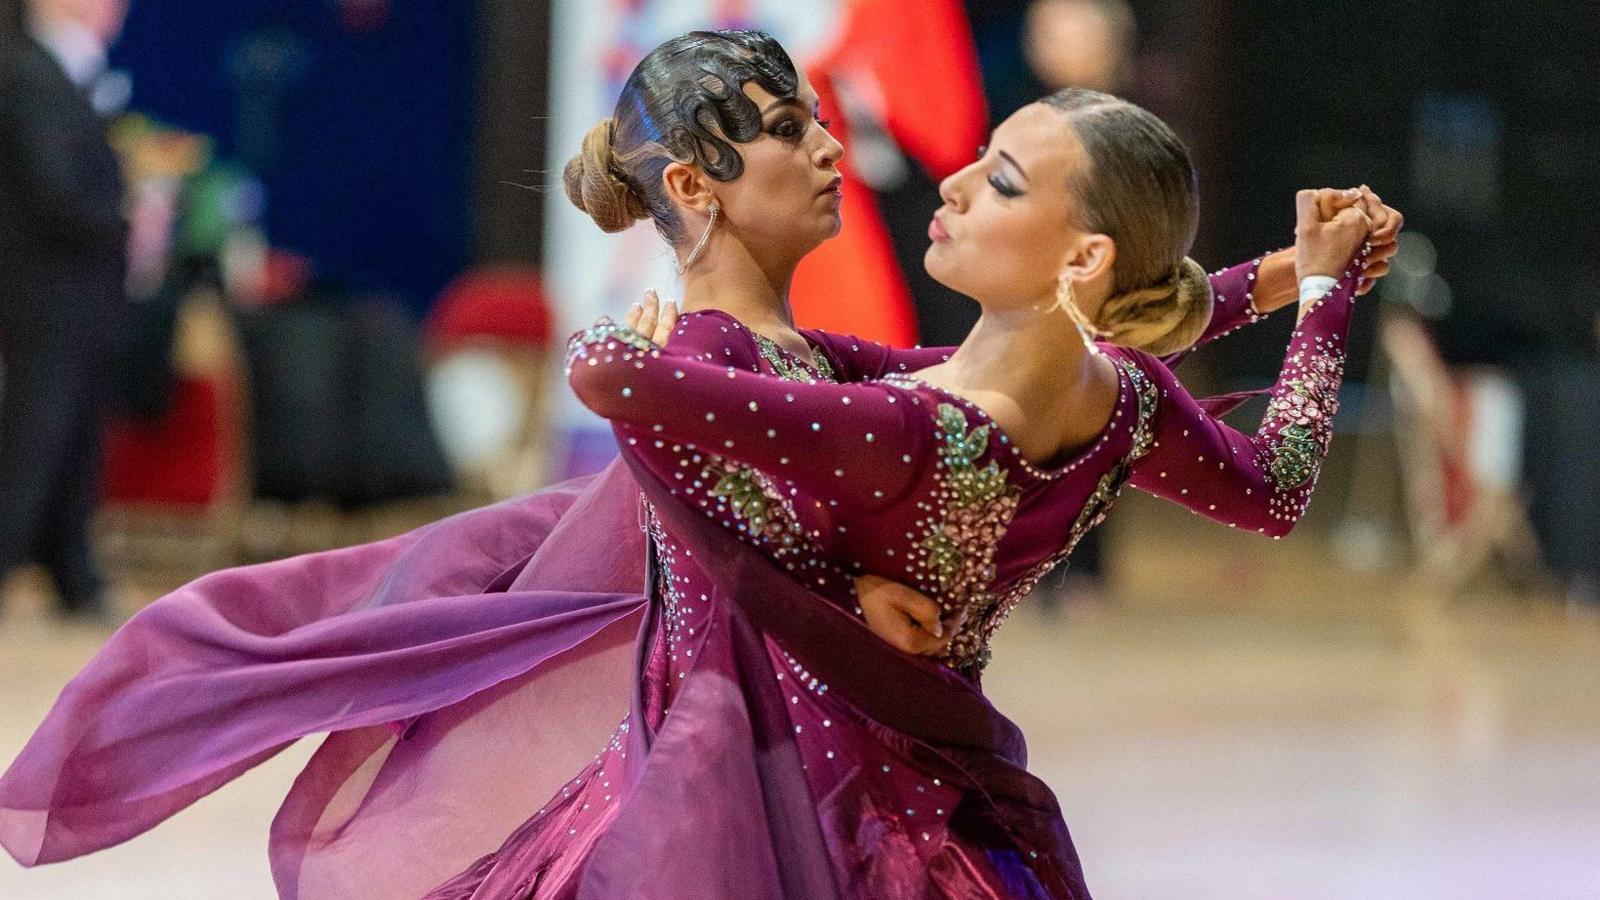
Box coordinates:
[568,321,933,515]
[802,329,952,379]
[1158,254,1277,367]
[1126,244,1370,538]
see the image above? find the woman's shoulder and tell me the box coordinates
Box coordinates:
[1095,344,1181,403]
[796,328,869,367]
[663,308,765,366]
[797,328,954,382]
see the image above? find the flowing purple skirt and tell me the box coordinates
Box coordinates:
[2,462,648,895]
[1,455,1091,898]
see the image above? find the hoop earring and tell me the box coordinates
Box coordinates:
[676,203,718,275]
[1054,279,1109,356]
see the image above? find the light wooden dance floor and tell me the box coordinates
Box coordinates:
[3,494,1598,898]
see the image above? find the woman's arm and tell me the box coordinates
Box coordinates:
[567,321,933,516]
[817,249,1297,377]
[1128,201,1373,537]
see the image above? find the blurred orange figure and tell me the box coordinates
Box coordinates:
[790,0,987,346]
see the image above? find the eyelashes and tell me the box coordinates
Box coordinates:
[975,145,1020,197]
[768,113,832,141]
[988,175,1022,197]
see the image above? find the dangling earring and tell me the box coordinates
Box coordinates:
[676,202,718,275]
[1054,278,1109,356]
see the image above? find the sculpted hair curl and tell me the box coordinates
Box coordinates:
[1042,88,1213,356]
[563,30,798,244]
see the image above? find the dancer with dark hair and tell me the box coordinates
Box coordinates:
[1,30,1397,898]
[429,36,1390,898]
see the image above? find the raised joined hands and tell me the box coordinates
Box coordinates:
[1300,185,1402,295]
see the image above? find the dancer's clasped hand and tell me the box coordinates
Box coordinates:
[1306,185,1401,296]
[1349,186,1401,295]
[856,574,960,656]
[1295,187,1374,283]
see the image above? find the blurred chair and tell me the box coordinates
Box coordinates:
[425,265,555,500]
[99,293,249,580]
[1381,310,1540,593]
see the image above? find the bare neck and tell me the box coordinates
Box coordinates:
[679,234,803,342]
[928,300,1118,460]
[939,304,1093,400]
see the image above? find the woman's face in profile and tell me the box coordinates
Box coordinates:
[925,103,1095,310]
[707,73,846,266]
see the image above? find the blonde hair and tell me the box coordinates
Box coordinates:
[1095,256,1213,356]
[1044,88,1212,356]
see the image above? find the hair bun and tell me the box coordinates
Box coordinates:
[563,117,650,233]
[1097,256,1214,357]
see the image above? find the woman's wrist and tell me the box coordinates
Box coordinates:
[1251,249,1299,315]
[1298,275,1338,305]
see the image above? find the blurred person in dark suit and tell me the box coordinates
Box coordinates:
[0,0,131,619]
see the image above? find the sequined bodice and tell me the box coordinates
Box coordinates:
[875,365,1160,670]
[586,313,1159,672]
[571,250,1366,673]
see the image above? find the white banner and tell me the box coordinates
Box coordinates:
[543,0,843,474]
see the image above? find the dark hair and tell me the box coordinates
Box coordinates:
[563,30,799,243]
[1042,87,1212,356]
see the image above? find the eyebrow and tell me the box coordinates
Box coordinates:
[763,95,819,115]
[997,149,1029,183]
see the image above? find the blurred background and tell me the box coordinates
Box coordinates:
[2,0,1597,897]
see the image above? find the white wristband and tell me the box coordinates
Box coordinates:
[1298,275,1337,305]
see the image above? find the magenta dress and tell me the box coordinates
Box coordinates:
[425,249,1367,898]
[0,250,1361,899]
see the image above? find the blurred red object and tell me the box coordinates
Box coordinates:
[791,0,987,347]
[425,266,556,499]
[427,266,553,349]
[812,0,988,181]
[260,249,312,306]
[103,376,241,508]
[1382,311,1538,590]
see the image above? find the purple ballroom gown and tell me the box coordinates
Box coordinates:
[0,250,1356,898]
[426,248,1368,898]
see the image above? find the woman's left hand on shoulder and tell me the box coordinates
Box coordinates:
[624,289,681,345]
